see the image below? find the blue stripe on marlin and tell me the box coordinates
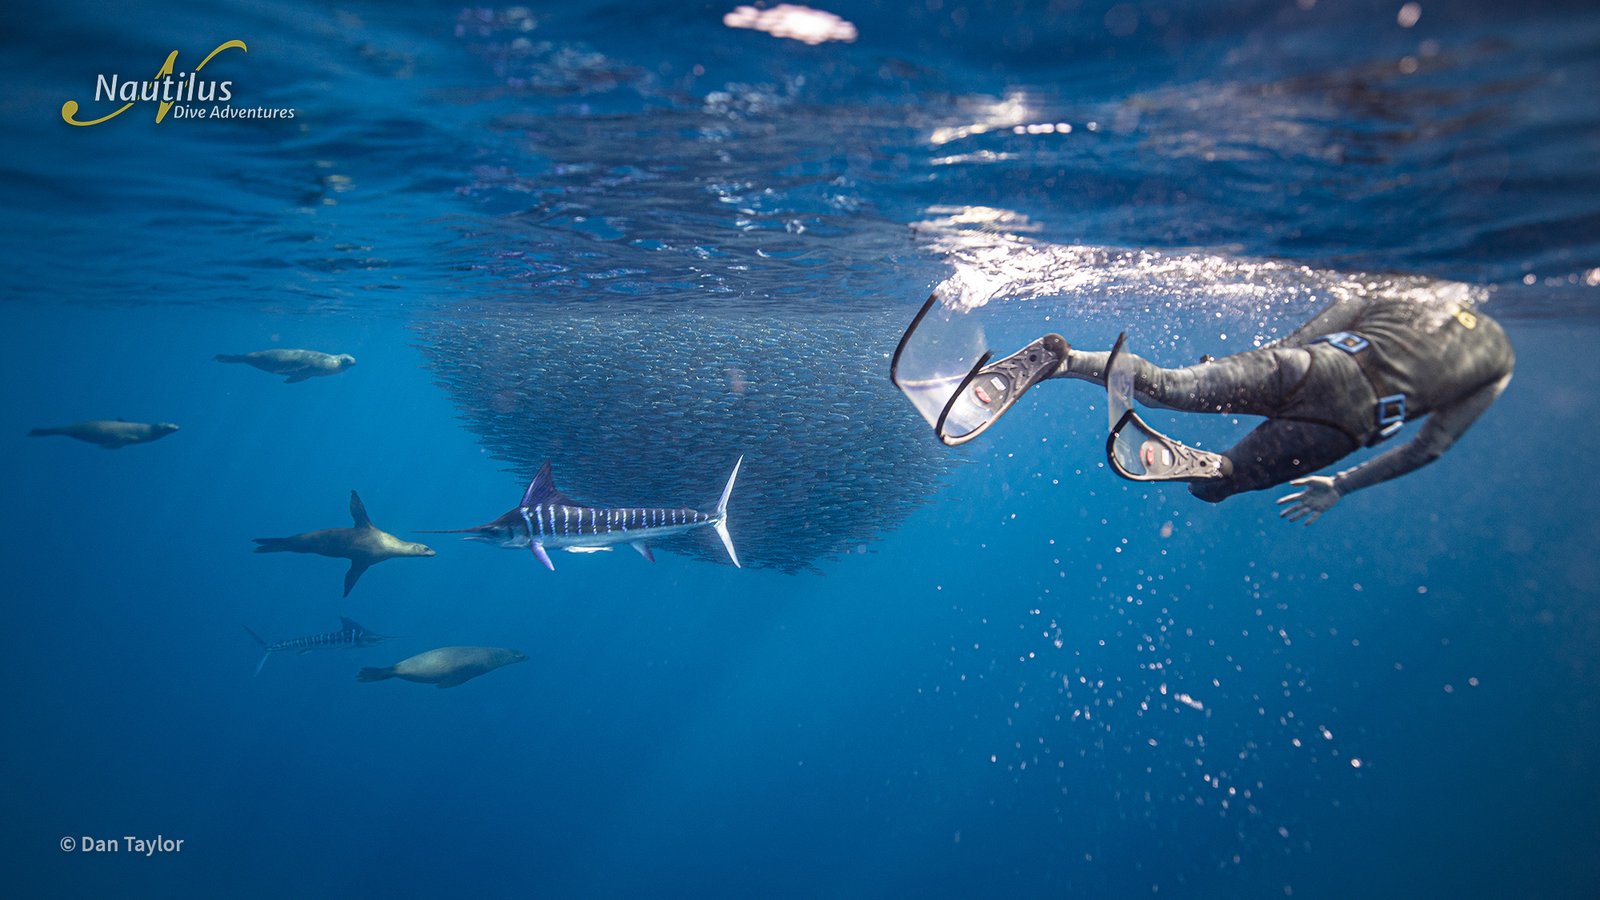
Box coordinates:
[243,616,397,676]
[422,456,743,571]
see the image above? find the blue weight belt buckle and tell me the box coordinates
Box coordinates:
[1375,393,1406,441]
[1314,331,1370,354]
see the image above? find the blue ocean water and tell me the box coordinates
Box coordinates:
[4,1,1599,897]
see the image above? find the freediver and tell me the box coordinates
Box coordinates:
[895,292,1514,523]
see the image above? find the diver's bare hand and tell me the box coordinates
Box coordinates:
[1277,476,1340,525]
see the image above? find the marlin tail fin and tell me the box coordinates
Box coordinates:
[244,626,270,676]
[711,456,742,568]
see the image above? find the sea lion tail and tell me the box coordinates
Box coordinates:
[215,354,247,363]
[27,427,63,437]
[252,538,292,553]
[357,667,395,683]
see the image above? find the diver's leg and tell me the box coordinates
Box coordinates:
[1057,346,1311,417]
[1189,419,1357,503]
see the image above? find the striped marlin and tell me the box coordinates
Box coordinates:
[422,456,742,571]
[244,616,396,676]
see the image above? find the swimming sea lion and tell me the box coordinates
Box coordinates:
[253,491,435,596]
[215,349,356,383]
[357,646,527,688]
[27,419,179,449]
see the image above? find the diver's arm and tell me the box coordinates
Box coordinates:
[1277,373,1510,523]
[1334,373,1510,493]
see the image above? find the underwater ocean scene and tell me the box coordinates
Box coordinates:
[5,0,1600,897]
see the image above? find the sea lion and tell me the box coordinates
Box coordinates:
[253,491,435,596]
[27,419,179,449]
[215,349,356,383]
[357,646,527,688]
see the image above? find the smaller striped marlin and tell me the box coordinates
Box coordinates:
[423,457,742,571]
[244,616,397,676]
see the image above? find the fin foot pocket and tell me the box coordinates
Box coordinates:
[936,334,1068,445]
[1107,410,1232,483]
[1104,334,1231,483]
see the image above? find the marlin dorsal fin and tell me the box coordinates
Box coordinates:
[519,461,571,507]
[340,616,362,632]
[349,491,372,528]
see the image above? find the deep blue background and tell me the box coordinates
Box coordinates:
[3,2,1599,898]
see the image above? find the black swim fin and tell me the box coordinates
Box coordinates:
[935,333,1069,446]
[1103,334,1232,483]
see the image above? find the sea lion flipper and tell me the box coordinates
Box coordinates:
[343,561,370,597]
[349,491,372,529]
[435,673,472,688]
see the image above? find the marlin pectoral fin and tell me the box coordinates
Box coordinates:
[298,649,313,656]
[530,542,554,571]
[631,541,655,563]
[343,561,370,596]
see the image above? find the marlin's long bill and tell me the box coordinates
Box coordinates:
[423,456,743,571]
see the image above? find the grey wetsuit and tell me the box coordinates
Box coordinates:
[1059,296,1515,501]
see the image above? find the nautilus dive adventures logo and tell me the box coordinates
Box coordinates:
[60,39,296,126]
